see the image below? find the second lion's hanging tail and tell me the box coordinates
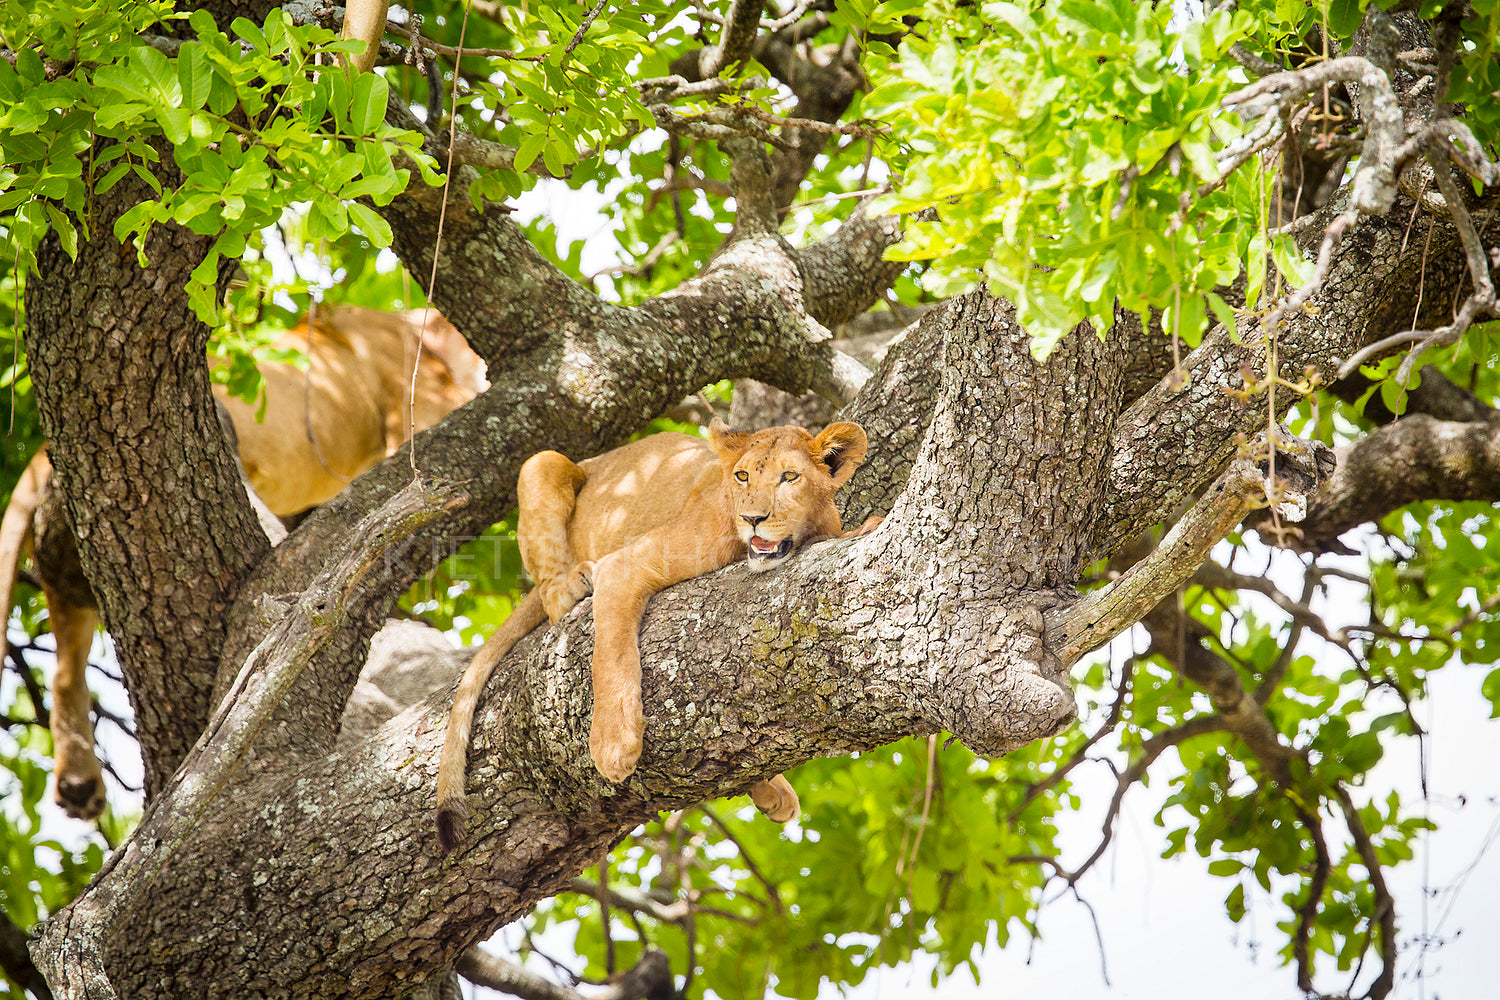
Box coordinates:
[435,589,548,851]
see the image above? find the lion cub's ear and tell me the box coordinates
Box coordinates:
[813,422,868,487]
[709,416,751,460]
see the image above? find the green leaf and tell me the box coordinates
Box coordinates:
[346,201,391,246]
[43,204,78,259]
[1379,376,1410,417]
[1225,882,1246,922]
[1328,0,1367,37]
[1207,858,1243,877]
[231,16,268,53]
[348,72,388,135]
[1205,290,1238,340]
[157,106,191,145]
[96,160,131,194]
[177,42,211,110]
[1484,666,1500,717]
[132,44,180,106]
[514,132,547,173]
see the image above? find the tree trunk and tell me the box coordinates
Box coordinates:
[23,156,268,797]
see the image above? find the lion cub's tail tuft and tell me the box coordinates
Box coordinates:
[434,590,548,852]
[436,798,469,852]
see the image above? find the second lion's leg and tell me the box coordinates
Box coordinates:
[517,451,592,623]
[46,585,105,821]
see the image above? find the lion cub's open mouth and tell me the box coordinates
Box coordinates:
[748,535,794,564]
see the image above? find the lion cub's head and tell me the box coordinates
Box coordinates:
[709,417,869,572]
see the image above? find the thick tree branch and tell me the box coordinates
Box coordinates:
[215,80,912,706]
[337,0,389,74]
[1091,185,1459,558]
[670,0,764,81]
[1329,366,1496,425]
[796,203,909,329]
[42,274,1130,1000]
[216,480,463,770]
[25,152,269,797]
[1140,604,1298,784]
[1059,715,1230,885]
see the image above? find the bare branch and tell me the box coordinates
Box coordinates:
[565,878,691,925]
[1010,657,1135,821]
[1066,716,1229,885]
[1224,54,1402,216]
[457,946,672,1000]
[1273,412,1500,553]
[1291,799,1333,994]
[672,0,765,81]
[1331,786,1397,1000]
[563,0,611,58]
[1140,603,1300,784]
[1047,432,1333,665]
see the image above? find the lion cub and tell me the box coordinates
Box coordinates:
[435,418,870,850]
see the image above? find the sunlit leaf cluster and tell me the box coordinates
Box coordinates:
[869,0,1256,356]
[0,3,433,323]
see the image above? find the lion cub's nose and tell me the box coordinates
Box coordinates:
[741,513,766,528]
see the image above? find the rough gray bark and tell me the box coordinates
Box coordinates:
[24,157,269,797]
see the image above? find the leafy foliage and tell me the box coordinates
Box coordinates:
[0,659,123,943]
[0,2,434,323]
[869,0,1259,356]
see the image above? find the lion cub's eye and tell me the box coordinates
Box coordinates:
[781,471,799,483]
[735,470,749,483]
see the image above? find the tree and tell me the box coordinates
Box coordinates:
[2,0,1500,998]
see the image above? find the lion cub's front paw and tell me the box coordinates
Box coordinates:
[750,775,801,823]
[589,697,643,782]
[542,560,595,624]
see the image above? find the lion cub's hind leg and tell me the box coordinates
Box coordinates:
[517,451,594,624]
[750,774,800,823]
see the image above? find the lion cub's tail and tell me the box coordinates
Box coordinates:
[435,589,548,851]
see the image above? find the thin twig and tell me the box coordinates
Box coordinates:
[1066,716,1229,886]
[1290,799,1333,993]
[564,0,612,58]
[1331,785,1397,999]
[697,805,784,914]
[1011,656,1136,819]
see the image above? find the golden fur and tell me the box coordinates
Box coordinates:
[222,305,486,515]
[0,307,484,819]
[435,418,872,851]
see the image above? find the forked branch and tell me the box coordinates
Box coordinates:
[1046,433,1334,665]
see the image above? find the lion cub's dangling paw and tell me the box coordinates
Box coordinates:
[589,695,644,782]
[541,560,595,625]
[750,775,801,823]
